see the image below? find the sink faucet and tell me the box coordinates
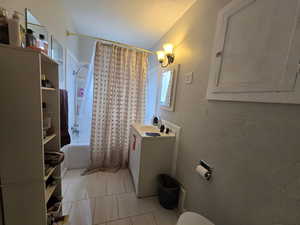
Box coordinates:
[157,116,162,128]
[152,116,161,127]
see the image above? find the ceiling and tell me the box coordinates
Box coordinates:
[63,0,197,49]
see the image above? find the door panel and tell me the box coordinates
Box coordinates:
[211,0,300,93]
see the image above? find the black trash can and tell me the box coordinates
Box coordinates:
[157,174,180,209]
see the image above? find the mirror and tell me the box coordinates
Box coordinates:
[51,36,65,89]
[25,8,50,55]
[159,64,179,111]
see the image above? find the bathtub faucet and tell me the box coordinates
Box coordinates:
[71,124,80,137]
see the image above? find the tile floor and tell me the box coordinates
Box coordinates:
[62,169,179,225]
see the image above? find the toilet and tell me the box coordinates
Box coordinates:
[177,212,214,225]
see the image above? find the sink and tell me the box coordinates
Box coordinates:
[131,123,175,138]
[138,125,159,132]
[129,123,176,197]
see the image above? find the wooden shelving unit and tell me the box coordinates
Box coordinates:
[45,184,57,203]
[43,134,57,145]
[42,87,57,91]
[44,166,56,181]
[0,43,67,225]
[57,216,69,225]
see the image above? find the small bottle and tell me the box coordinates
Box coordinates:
[160,125,165,133]
[0,7,9,44]
[26,28,37,48]
[153,116,159,126]
[38,34,48,54]
[41,74,53,88]
[8,11,22,47]
[41,74,47,87]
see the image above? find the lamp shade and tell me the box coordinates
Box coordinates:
[163,43,174,55]
[157,51,165,62]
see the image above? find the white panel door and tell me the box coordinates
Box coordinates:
[208,0,300,94]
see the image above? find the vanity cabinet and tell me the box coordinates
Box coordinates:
[207,0,300,104]
[128,124,175,198]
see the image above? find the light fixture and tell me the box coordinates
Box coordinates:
[163,43,174,55]
[157,51,166,64]
[156,43,175,68]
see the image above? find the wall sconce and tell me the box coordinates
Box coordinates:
[156,43,175,68]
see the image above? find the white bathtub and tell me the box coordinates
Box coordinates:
[61,143,91,170]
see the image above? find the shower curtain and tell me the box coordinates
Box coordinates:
[86,42,148,173]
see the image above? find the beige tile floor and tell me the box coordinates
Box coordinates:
[62,169,179,225]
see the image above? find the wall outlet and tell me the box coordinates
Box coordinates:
[184,72,193,84]
[178,186,187,213]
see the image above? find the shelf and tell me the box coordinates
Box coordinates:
[47,200,62,215]
[0,43,58,65]
[42,87,56,91]
[45,184,57,203]
[44,166,56,181]
[57,215,69,225]
[41,51,59,65]
[43,134,56,145]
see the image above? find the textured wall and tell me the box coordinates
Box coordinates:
[150,0,300,224]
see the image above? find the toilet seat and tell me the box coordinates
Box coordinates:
[177,212,214,225]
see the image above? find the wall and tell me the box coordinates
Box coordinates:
[77,37,95,63]
[0,0,79,58]
[150,1,300,225]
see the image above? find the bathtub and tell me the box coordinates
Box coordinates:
[61,143,91,171]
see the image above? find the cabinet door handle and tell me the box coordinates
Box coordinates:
[216,51,222,58]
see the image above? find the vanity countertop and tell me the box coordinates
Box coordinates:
[131,123,176,138]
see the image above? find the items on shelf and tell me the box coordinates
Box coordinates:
[44,164,52,175]
[25,28,36,48]
[42,102,54,138]
[41,74,54,88]
[37,34,48,54]
[0,7,9,44]
[44,151,65,167]
[47,196,62,208]
[47,196,62,215]
[46,176,59,187]
[0,8,25,47]
[48,202,61,215]
[44,164,56,181]
[8,11,25,47]
[0,7,48,52]
[47,215,68,225]
[26,29,49,54]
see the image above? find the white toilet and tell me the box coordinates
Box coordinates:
[177,212,214,225]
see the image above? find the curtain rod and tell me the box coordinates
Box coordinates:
[66,30,154,54]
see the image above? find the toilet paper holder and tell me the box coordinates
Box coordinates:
[199,160,213,181]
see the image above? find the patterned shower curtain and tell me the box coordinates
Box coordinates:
[86,42,148,173]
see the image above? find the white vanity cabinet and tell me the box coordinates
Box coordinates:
[207,0,300,104]
[128,124,175,198]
